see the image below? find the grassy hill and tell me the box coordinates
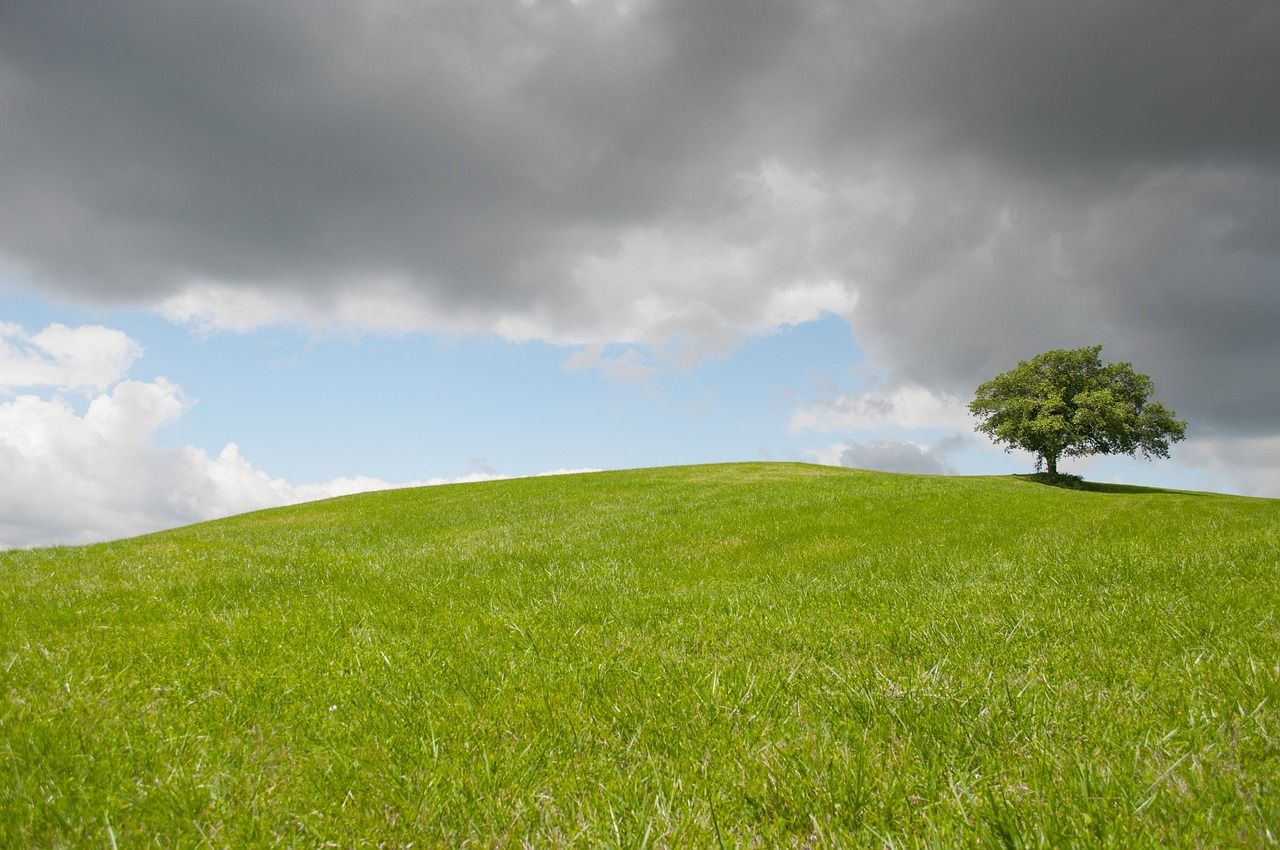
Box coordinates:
[2,463,1277,847]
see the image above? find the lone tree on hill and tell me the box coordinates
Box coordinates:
[969,346,1187,477]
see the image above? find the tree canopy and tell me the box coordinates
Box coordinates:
[969,346,1187,476]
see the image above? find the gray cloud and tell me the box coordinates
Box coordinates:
[842,0,1280,175]
[842,162,1280,435]
[2,0,1277,435]
[834,438,957,477]
[1181,434,1280,499]
[0,0,820,299]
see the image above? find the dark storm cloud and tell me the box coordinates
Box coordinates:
[1,1,579,299]
[843,0,1280,174]
[840,162,1280,434]
[0,0,818,303]
[1,0,1277,432]
[814,0,1280,434]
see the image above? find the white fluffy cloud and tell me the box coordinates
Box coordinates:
[0,322,142,391]
[0,377,411,548]
[790,384,973,434]
[0,322,600,549]
[793,380,976,477]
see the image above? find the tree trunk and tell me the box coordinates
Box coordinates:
[1046,454,1058,476]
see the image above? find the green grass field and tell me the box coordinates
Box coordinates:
[2,463,1278,847]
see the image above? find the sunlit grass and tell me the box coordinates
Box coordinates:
[2,463,1277,847]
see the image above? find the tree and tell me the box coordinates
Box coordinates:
[969,346,1187,476]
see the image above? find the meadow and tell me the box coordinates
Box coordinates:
[2,463,1277,847]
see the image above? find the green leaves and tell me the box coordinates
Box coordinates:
[970,346,1187,473]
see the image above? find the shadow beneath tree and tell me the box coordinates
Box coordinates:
[1014,473,1200,496]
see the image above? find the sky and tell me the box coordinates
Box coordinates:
[2,0,1278,548]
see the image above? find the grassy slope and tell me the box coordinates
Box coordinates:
[1,463,1278,848]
